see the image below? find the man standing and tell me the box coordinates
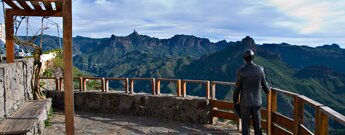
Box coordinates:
[233,49,270,135]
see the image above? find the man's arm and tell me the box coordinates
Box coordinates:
[233,71,242,104]
[261,68,270,94]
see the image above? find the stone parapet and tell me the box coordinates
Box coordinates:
[0,58,34,122]
[45,91,211,124]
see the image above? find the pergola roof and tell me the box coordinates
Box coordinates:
[3,0,63,16]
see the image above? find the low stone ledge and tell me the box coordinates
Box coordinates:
[45,90,211,124]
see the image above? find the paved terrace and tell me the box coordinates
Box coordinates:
[44,111,239,135]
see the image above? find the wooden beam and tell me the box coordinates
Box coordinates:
[11,9,62,17]
[30,1,43,11]
[55,2,63,11]
[3,0,20,9]
[5,9,15,63]
[63,0,74,134]
[16,0,32,10]
[43,2,53,11]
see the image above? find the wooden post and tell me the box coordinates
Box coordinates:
[267,90,275,135]
[319,112,329,135]
[177,79,181,97]
[125,78,129,93]
[293,95,304,135]
[105,79,109,92]
[56,77,60,91]
[59,78,63,91]
[206,81,210,99]
[151,78,155,95]
[63,0,74,134]
[79,77,83,91]
[156,79,161,95]
[5,9,14,63]
[130,79,134,94]
[211,82,216,100]
[315,106,321,135]
[101,78,105,92]
[83,79,87,91]
[182,80,186,97]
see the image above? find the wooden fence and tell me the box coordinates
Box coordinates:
[40,77,345,135]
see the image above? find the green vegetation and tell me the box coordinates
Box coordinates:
[44,108,53,127]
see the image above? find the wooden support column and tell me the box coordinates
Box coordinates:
[5,9,14,63]
[182,80,186,97]
[177,79,181,97]
[319,111,329,135]
[293,95,304,135]
[206,81,210,99]
[156,79,161,95]
[63,0,74,134]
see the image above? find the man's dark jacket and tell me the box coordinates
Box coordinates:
[233,62,270,107]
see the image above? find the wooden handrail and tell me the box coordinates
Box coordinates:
[129,78,155,95]
[39,77,345,135]
[156,78,181,96]
[181,79,210,99]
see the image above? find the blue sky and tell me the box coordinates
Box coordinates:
[1,0,345,47]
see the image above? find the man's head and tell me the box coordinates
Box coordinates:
[243,49,254,63]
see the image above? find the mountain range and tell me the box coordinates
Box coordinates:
[22,32,345,133]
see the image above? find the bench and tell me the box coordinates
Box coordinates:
[0,99,51,135]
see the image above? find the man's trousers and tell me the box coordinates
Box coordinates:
[240,106,262,135]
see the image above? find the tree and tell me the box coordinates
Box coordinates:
[13,16,49,100]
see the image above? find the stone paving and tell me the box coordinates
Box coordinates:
[44,111,240,135]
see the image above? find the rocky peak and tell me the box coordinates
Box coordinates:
[128,29,140,38]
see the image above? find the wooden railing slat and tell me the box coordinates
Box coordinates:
[212,110,238,122]
[299,124,314,135]
[211,100,234,110]
[272,112,294,130]
[272,124,293,135]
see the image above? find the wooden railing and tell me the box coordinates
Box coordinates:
[40,77,345,135]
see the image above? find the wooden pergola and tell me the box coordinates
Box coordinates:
[3,0,74,134]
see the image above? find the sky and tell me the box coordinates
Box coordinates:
[1,0,345,47]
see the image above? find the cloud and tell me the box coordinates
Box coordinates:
[4,0,344,47]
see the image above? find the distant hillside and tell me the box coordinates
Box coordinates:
[33,33,345,115]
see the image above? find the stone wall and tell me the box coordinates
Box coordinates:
[45,91,211,124]
[0,59,34,122]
